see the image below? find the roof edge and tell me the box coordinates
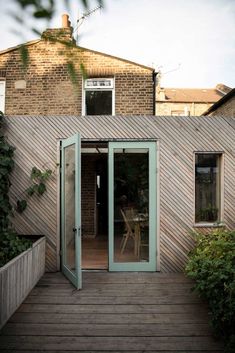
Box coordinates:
[0,39,41,56]
[78,45,154,71]
[203,88,235,115]
[0,38,154,71]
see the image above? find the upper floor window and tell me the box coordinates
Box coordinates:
[195,153,222,224]
[0,80,6,113]
[83,78,115,116]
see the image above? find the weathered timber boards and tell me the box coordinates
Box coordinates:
[6,115,235,272]
[41,271,195,283]
[1,322,212,336]
[17,303,208,315]
[0,237,45,329]
[0,336,223,351]
[1,351,223,353]
[0,272,223,352]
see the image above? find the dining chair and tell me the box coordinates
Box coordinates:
[120,207,137,255]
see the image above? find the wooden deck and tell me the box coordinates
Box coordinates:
[0,272,223,352]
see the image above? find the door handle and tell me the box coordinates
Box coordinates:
[73,227,77,233]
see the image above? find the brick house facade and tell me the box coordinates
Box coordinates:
[0,27,155,116]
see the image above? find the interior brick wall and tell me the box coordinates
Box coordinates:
[81,154,97,238]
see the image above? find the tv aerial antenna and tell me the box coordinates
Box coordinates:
[73,4,103,42]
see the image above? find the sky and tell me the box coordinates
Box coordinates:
[0,0,235,88]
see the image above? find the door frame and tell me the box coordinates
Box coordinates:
[108,141,157,271]
[59,138,159,278]
[60,133,82,289]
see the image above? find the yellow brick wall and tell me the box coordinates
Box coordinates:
[155,101,213,116]
[0,38,154,115]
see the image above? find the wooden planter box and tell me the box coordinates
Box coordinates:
[0,236,45,328]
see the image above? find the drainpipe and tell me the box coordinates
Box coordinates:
[153,71,157,115]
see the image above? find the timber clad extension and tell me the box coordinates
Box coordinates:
[0,28,154,116]
[1,18,235,274]
[5,115,235,272]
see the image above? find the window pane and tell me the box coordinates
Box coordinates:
[86,91,112,115]
[195,154,220,223]
[113,149,149,263]
[64,144,76,272]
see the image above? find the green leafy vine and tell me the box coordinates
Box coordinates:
[16,167,52,213]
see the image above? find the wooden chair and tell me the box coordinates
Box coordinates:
[120,208,137,255]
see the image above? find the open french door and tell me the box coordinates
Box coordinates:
[61,134,82,289]
[108,141,157,271]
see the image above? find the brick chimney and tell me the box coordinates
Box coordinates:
[41,14,75,43]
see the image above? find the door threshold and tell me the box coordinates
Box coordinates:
[82,269,108,272]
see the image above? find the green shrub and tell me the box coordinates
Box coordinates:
[185,229,235,351]
[0,229,32,267]
[0,112,32,267]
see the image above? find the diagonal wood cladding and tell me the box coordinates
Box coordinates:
[5,115,235,272]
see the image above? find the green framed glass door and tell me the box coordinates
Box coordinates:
[108,141,157,271]
[61,134,82,289]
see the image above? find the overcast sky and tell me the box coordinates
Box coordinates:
[1,0,235,88]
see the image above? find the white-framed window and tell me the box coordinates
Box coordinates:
[0,80,6,113]
[83,78,115,116]
[194,152,223,225]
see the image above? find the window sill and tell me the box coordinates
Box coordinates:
[193,222,224,228]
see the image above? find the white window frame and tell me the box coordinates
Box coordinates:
[82,78,115,116]
[0,80,6,114]
[193,151,224,227]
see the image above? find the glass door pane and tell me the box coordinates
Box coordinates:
[61,134,81,289]
[109,142,157,271]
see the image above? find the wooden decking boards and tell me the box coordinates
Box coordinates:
[0,272,223,352]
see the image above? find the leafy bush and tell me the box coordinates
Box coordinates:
[185,229,235,352]
[0,229,32,267]
[0,112,32,267]
[0,112,15,229]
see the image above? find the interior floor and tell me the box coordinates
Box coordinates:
[82,235,108,270]
[82,234,148,270]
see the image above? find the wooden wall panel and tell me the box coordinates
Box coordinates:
[5,115,235,272]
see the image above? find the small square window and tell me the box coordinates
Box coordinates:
[83,78,114,115]
[195,153,222,223]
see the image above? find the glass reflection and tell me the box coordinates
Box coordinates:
[114,149,149,263]
[64,144,76,272]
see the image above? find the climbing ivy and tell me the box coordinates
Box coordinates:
[0,112,32,267]
[17,166,52,213]
[0,112,15,230]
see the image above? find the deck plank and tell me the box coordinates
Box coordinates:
[1,322,212,336]
[0,272,223,352]
[0,336,223,350]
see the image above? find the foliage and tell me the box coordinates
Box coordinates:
[0,112,15,230]
[0,113,32,267]
[17,167,52,213]
[10,0,104,85]
[185,229,235,352]
[0,229,32,267]
[13,0,103,23]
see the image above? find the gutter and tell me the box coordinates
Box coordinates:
[153,71,157,115]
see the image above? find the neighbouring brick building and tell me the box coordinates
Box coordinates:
[155,84,231,116]
[0,15,155,116]
[203,88,235,117]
